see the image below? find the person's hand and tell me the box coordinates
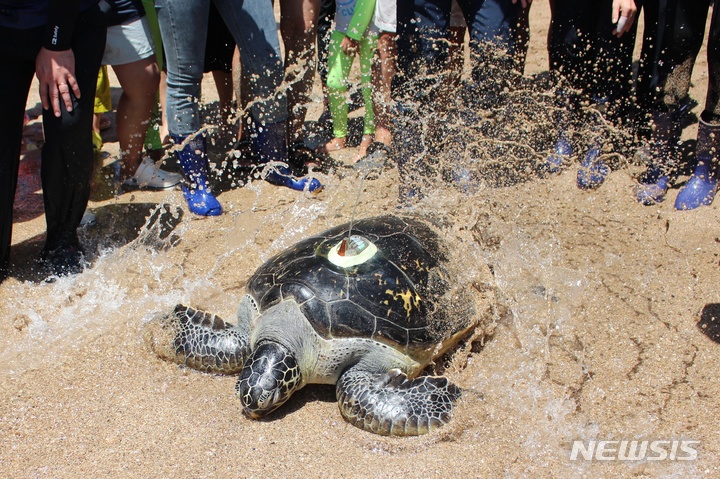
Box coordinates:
[612,0,637,37]
[35,47,81,117]
[511,0,532,9]
[341,36,359,56]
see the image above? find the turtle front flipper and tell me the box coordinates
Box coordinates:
[336,366,462,436]
[146,305,250,374]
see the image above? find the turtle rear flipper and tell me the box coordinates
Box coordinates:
[336,367,461,436]
[146,305,250,374]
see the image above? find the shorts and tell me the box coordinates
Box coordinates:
[102,16,156,66]
[373,0,397,33]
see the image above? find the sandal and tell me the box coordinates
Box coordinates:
[289,142,322,175]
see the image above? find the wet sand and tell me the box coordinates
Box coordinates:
[2,4,720,478]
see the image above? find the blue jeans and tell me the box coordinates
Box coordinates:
[155,0,287,136]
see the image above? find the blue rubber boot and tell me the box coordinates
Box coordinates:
[545,132,573,173]
[253,120,322,192]
[172,134,222,216]
[635,165,669,205]
[675,115,720,210]
[577,143,610,190]
[635,111,679,205]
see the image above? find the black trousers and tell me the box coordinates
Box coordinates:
[548,0,639,117]
[0,5,106,279]
[657,0,719,119]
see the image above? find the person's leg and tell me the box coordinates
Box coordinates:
[279,0,321,145]
[373,31,396,146]
[104,16,181,190]
[394,0,453,205]
[576,0,640,190]
[0,27,37,280]
[447,0,467,87]
[155,0,209,137]
[156,0,223,215]
[212,70,234,125]
[675,3,720,209]
[113,57,161,179]
[320,30,354,153]
[217,0,321,191]
[543,0,589,172]
[460,0,520,85]
[356,34,378,159]
[205,2,236,139]
[587,1,638,116]
[317,0,336,121]
[513,1,530,74]
[636,0,710,204]
[40,6,106,269]
[141,0,167,155]
[93,65,112,152]
[395,0,453,98]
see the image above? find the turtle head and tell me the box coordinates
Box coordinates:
[236,341,302,418]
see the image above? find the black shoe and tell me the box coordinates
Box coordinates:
[40,244,88,278]
[288,142,320,176]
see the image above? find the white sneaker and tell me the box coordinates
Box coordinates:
[122,157,183,190]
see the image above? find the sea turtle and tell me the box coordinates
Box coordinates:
[147,215,495,436]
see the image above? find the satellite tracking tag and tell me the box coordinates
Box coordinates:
[327,236,378,268]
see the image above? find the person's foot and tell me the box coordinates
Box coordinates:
[674,162,719,210]
[40,244,88,278]
[159,124,171,147]
[122,157,183,190]
[288,142,321,175]
[182,185,223,216]
[316,137,346,155]
[374,126,392,146]
[577,145,610,190]
[262,163,323,192]
[634,166,669,205]
[354,135,375,162]
[545,133,573,173]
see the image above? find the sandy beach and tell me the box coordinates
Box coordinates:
[2,3,719,478]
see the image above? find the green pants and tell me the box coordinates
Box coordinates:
[326,30,377,139]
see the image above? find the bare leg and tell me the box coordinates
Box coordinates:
[112,57,160,180]
[447,26,466,87]
[231,47,245,141]
[318,136,346,154]
[279,0,321,145]
[373,31,397,146]
[211,69,234,138]
[158,69,170,145]
[355,134,374,160]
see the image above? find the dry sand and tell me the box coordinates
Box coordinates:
[2,4,720,478]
